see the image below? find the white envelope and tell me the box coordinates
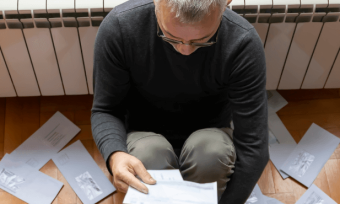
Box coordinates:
[245,184,267,204]
[0,154,63,204]
[123,181,218,204]
[268,113,297,179]
[295,184,337,204]
[52,140,115,204]
[267,90,288,114]
[280,123,340,187]
[10,111,80,170]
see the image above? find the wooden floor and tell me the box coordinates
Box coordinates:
[0,89,339,204]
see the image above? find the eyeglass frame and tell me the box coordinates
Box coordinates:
[156,17,222,48]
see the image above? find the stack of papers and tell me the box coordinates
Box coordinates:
[124,170,218,204]
[266,91,340,204]
[0,111,115,204]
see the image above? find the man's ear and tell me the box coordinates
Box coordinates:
[227,0,232,6]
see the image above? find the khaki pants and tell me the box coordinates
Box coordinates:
[126,127,236,200]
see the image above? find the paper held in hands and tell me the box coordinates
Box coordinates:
[123,170,218,204]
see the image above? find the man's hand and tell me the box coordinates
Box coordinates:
[110,151,157,194]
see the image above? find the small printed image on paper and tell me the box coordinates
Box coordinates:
[0,168,25,193]
[75,171,103,200]
[289,150,315,177]
[245,192,258,204]
[304,192,325,204]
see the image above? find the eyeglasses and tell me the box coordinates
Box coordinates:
[156,18,222,48]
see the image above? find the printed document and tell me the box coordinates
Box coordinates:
[147,169,183,181]
[123,180,218,204]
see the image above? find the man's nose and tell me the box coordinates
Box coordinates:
[176,44,197,56]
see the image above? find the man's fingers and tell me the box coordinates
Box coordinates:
[121,171,149,194]
[115,179,129,193]
[132,160,157,185]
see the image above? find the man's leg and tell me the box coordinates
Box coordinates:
[179,128,236,200]
[127,131,179,170]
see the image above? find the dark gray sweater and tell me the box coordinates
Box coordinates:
[91,0,269,203]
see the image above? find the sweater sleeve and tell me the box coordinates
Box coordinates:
[91,10,130,175]
[219,28,269,204]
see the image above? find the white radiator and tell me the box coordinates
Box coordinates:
[0,0,339,97]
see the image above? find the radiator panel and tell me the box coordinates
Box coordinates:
[302,22,340,89]
[279,22,324,90]
[23,27,65,96]
[78,26,99,95]
[325,51,340,88]
[0,29,40,96]
[0,48,16,97]
[265,23,296,90]
[51,27,88,95]
[253,23,269,46]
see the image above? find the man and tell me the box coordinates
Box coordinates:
[91,0,269,203]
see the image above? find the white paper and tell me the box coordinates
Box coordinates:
[147,169,184,182]
[10,111,80,170]
[280,123,340,187]
[123,180,218,204]
[267,90,288,114]
[268,113,297,179]
[264,196,284,204]
[52,140,115,204]
[245,184,267,204]
[0,154,63,204]
[295,184,337,204]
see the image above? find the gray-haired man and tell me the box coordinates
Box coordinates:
[91,0,269,203]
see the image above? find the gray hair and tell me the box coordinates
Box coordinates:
[154,0,227,24]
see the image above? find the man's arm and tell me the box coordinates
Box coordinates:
[91,10,130,175]
[219,27,269,204]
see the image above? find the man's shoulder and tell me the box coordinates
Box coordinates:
[110,0,154,15]
[222,8,254,32]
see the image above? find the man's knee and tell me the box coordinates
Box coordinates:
[127,132,179,170]
[180,128,236,175]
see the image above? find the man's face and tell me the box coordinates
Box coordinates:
[155,1,223,56]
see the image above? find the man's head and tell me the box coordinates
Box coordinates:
[154,0,231,55]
